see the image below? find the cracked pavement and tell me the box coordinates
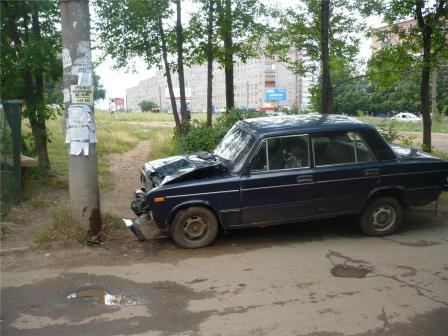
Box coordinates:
[1,208,447,335]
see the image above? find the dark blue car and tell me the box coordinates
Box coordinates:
[127,114,448,248]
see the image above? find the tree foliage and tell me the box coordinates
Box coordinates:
[94,0,185,133]
[268,0,363,113]
[138,100,158,112]
[1,0,61,168]
[361,0,447,151]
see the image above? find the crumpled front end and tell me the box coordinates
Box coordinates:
[125,188,152,241]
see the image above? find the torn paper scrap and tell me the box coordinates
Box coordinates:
[77,72,92,86]
[68,104,91,126]
[89,132,97,143]
[69,142,89,156]
[69,127,89,141]
[69,142,83,155]
[63,88,70,103]
[80,142,89,155]
[62,48,72,68]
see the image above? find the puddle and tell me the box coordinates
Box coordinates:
[67,288,144,305]
[331,265,370,278]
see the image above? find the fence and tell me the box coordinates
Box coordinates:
[0,100,23,213]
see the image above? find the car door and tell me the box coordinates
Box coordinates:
[239,134,316,226]
[312,131,380,214]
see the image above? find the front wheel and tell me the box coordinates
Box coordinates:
[171,206,219,248]
[359,196,402,236]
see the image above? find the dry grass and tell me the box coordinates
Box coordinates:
[34,209,87,247]
[102,211,128,241]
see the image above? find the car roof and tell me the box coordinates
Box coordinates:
[239,114,370,136]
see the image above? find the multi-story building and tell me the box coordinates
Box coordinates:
[371,19,416,53]
[126,51,313,113]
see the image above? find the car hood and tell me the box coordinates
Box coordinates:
[141,152,228,189]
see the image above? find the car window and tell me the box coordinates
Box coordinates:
[250,135,309,172]
[313,132,376,166]
[249,141,267,172]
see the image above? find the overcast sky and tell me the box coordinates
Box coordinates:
[92,1,383,109]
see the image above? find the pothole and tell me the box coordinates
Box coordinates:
[67,288,145,305]
[331,265,370,278]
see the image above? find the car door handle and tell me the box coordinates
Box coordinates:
[364,168,380,176]
[297,175,314,184]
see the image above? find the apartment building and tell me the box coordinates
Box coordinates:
[126,52,313,113]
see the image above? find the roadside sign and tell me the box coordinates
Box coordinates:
[265,88,287,101]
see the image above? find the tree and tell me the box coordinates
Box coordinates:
[362,0,448,151]
[214,0,267,110]
[268,0,363,113]
[138,100,158,112]
[95,0,185,134]
[93,71,106,102]
[186,0,216,125]
[1,0,61,169]
[320,0,331,113]
[175,0,189,124]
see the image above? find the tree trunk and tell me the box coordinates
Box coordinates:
[420,28,432,151]
[206,0,214,126]
[158,17,182,134]
[32,11,50,168]
[223,0,234,110]
[176,0,189,126]
[319,0,332,114]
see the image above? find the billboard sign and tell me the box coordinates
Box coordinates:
[265,88,287,101]
[113,98,125,109]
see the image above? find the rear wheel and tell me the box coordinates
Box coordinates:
[360,196,402,236]
[171,206,219,248]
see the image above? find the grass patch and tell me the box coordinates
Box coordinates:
[23,109,177,192]
[1,221,17,240]
[34,209,87,248]
[96,110,208,123]
[359,116,448,133]
[102,211,128,241]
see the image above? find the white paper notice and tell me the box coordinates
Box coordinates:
[68,105,91,126]
[69,142,83,155]
[89,132,97,143]
[69,127,89,141]
[62,48,72,68]
[77,72,92,86]
[63,88,70,103]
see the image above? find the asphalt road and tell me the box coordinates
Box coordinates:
[1,208,447,336]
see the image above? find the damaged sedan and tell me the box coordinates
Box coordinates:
[127,114,448,248]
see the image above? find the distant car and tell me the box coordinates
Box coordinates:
[127,114,448,248]
[266,111,286,117]
[391,112,422,122]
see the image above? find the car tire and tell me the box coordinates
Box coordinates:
[360,196,402,236]
[171,206,219,248]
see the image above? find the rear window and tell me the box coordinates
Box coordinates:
[313,132,376,166]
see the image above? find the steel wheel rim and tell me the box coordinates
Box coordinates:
[370,205,396,232]
[183,215,209,241]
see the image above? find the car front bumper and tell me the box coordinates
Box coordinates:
[123,214,149,241]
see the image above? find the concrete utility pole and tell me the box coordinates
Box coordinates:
[60,0,102,235]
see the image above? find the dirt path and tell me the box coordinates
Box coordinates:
[101,140,152,219]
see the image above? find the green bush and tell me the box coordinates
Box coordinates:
[173,109,266,154]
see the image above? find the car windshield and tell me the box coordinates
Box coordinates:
[214,125,254,170]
